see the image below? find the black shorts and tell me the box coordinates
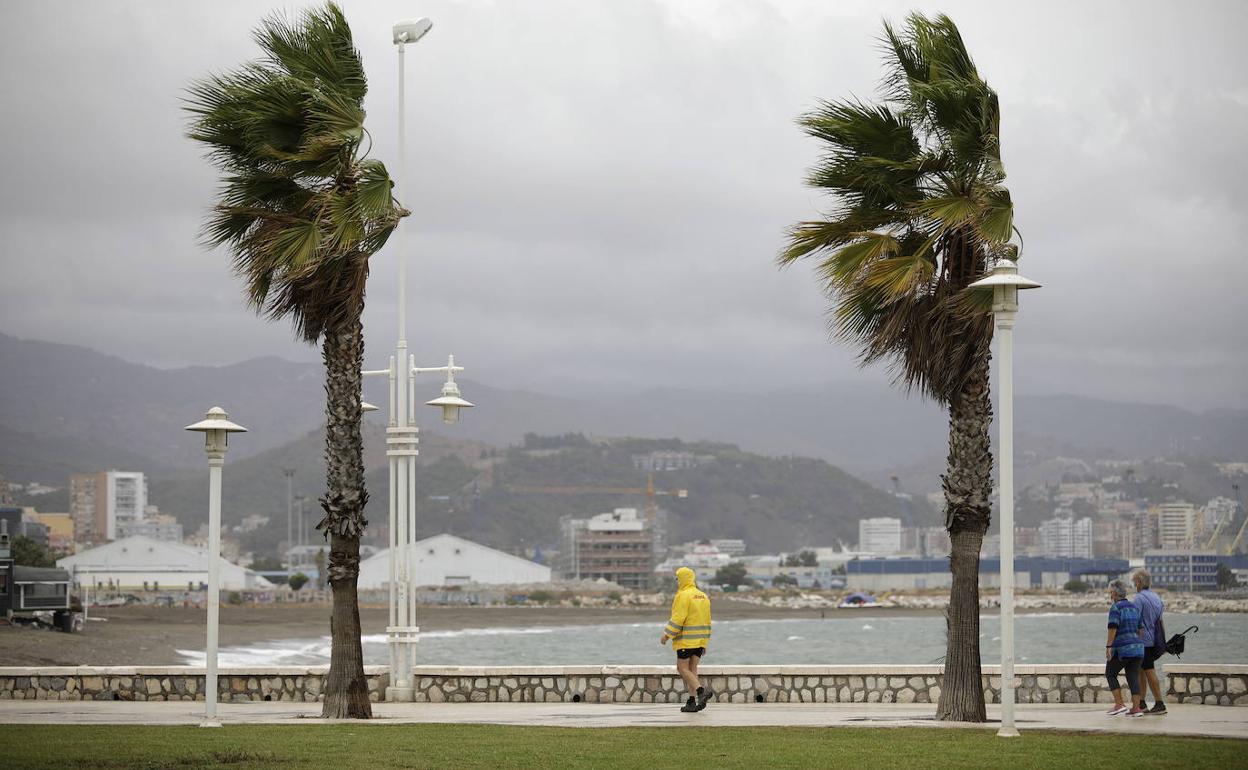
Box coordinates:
[676,647,705,660]
[1141,645,1163,670]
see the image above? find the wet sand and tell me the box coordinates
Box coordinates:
[1,601,952,667]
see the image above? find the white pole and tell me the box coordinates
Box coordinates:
[385,35,417,702]
[284,469,294,570]
[997,302,1018,738]
[202,448,224,727]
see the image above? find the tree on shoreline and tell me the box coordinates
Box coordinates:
[780,13,1020,721]
[186,3,405,719]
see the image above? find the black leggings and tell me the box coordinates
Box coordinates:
[1106,655,1142,696]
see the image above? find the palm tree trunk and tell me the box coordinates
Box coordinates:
[936,351,993,722]
[319,316,372,719]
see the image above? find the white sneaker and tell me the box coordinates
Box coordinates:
[1107,705,1129,716]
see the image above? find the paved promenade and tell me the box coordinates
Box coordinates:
[1,700,1244,739]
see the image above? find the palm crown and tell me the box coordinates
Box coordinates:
[781,12,1017,402]
[185,2,406,343]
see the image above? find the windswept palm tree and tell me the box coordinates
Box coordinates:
[780,13,1020,721]
[186,2,405,719]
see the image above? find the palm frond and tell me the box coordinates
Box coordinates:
[783,12,1022,402]
[185,1,405,344]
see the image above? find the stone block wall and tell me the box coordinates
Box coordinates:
[1,664,1243,706]
[0,667,388,703]
[406,665,1154,706]
[1165,664,1248,706]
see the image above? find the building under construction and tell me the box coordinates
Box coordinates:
[559,507,665,590]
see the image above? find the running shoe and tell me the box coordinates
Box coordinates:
[1146,702,1168,715]
[696,688,716,711]
[1126,708,1145,717]
[680,697,699,713]
[1106,705,1129,716]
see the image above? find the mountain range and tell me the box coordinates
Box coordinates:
[3,332,1244,487]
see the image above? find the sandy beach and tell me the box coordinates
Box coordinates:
[0,601,962,667]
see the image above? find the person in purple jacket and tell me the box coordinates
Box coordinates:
[1132,569,1167,714]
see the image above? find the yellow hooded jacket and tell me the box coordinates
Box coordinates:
[663,567,712,650]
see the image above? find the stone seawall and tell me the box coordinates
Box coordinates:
[0,666,389,703]
[1,664,1243,706]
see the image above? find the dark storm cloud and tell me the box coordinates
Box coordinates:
[1,0,1245,408]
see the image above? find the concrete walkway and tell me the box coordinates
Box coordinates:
[1,701,1245,739]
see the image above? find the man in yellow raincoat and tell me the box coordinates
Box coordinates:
[660,566,714,712]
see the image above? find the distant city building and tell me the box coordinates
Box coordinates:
[657,541,731,574]
[1144,550,1219,592]
[237,514,271,534]
[0,507,48,548]
[117,514,183,543]
[847,556,1128,591]
[1056,482,1101,506]
[742,556,844,589]
[1015,527,1041,557]
[1039,516,1092,558]
[981,533,1001,558]
[70,471,148,543]
[29,511,74,551]
[710,539,746,557]
[1214,462,1248,478]
[57,535,273,591]
[858,517,902,556]
[357,534,551,589]
[631,451,712,472]
[560,507,655,590]
[1201,497,1239,543]
[1156,503,1200,549]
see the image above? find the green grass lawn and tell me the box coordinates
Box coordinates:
[2,725,1243,770]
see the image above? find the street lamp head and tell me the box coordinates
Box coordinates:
[361,401,380,413]
[185,407,247,454]
[968,260,1041,313]
[427,379,474,424]
[393,18,432,45]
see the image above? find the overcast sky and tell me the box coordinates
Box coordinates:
[2,0,1245,410]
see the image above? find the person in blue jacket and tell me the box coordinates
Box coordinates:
[1105,578,1147,717]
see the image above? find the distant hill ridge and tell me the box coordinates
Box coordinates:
[2,332,1245,488]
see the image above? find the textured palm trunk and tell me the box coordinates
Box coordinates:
[936,352,993,723]
[319,316,372,719]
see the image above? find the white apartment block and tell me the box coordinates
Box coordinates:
[858,517,902,556]
[1156,502,1200,549]
[70,470,148,543]
[1039,516,1093,558]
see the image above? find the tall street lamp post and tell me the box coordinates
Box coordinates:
[185,407,247,728]
[969,261,1040,738]
[361,16,475,703]
[282,469,295,570]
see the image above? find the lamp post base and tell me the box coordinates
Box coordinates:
[199,718,222,728]
[996,726,1020,738]
[386,686,415,702]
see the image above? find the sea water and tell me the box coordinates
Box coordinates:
[177,612,1248,667]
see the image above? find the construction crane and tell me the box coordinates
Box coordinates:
[507,474,688,523]
[1228,483,1247,556]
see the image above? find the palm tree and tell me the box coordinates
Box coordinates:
[186,3,405,719]
[780,13,1019,722]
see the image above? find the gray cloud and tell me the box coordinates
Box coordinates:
[1,0,1245,409]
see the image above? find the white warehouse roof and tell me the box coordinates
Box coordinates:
[57,535,273,591]
[358,533,550,589]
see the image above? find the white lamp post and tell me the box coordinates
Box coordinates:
[184,407,247,728]
[360,17,476,702]
[969,260,1040,738]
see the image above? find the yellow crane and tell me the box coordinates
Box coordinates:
[506,474,688,523]
[1228,483,1247,556]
